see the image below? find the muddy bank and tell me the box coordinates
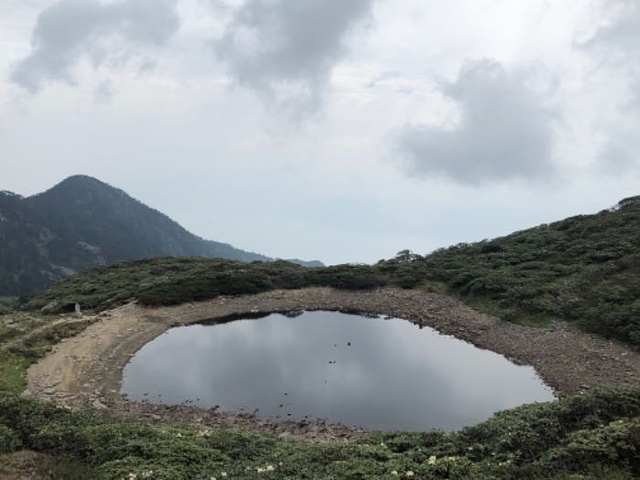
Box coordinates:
[26,288,640,442]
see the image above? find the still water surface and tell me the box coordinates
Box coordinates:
[122,311,554,431]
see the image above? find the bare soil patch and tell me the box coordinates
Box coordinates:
[26,288,640,442]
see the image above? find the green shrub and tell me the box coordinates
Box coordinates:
[0,424,21,452]
[539,419,640,473]
[5,389,638,479]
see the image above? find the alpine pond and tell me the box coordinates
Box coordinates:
[122,311,554,431]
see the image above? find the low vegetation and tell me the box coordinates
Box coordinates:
[407,197,640,346]
[0,311,95,393]
[25,258,400,313]
[0,388,638,479]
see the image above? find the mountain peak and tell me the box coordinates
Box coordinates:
[32,175,139,213]
[25,175,269,263]
[49,175,114,191]
[28,175,119,202]
[62,174,101,183]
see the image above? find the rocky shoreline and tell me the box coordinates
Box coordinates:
[25,288,640,442]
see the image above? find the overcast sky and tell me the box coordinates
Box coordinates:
[1,0,639,264]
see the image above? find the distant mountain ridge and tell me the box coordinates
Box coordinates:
[0,175,321,296]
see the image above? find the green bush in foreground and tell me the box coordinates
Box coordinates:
[0,424,21,453]
[0,388,638,479]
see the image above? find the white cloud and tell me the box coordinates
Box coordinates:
[12,0,180,93]
[393,59,559,185]
[582,0,640,173]
[2,0,639,265]
[585,0,640,92]
[212,0,375,117]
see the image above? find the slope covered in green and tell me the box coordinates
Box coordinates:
[25,257,404,312]
[26,175,270,264]
[0,191,105,297]
[405,196,640,346]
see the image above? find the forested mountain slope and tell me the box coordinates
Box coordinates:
[0,175,308,296]
[0,190,104,296]
[25,175,270,264]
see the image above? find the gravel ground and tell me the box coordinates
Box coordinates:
[25,287,640,442]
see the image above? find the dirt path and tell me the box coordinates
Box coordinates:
[26,288,640,442]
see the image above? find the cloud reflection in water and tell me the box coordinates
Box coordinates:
[122,311,554,431]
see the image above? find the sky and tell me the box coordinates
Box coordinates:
[1,0,639,265]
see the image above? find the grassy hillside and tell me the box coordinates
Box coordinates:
[25,257,406,312]
[406,196,640,346]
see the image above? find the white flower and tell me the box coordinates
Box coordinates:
[391,471,398,475]
[406,472,414,477]
[221,473,228,478]
[428,455,437,465]
[266,465,275,472]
